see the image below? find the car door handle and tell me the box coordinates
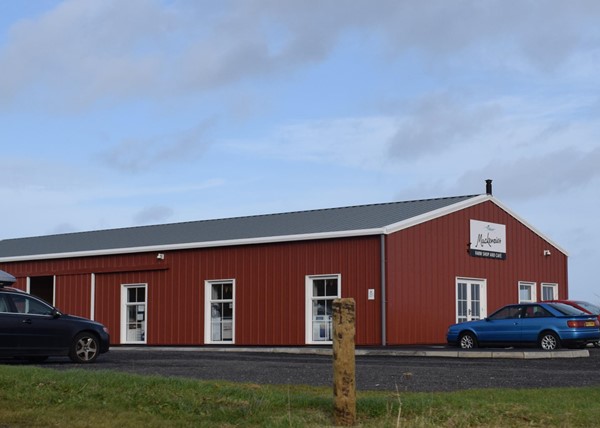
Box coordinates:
[22,319,32,324]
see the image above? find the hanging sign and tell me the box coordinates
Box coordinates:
[469,219,506,260]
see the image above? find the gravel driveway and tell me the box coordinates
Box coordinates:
[19,347,600,392]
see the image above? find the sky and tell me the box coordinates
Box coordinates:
[1,0,599,302]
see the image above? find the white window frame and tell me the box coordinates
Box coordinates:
[518,281,537,303]
[204,279,236,344]
[120,283,148,344]
[541,283,558,301]
[305,274,341,345]
[455,277,487,323]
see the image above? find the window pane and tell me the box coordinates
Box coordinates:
[324,300,333,316]
[325,279,338,297]
[458,283,466,300]
[542,286,554,300]
[313,279,325,297]
[313,300,325,316]
[222,284,233,300]
[212,284,222,300]
[520,284,532,301]
[128,288,136,303]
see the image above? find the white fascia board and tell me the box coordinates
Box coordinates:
[383,195,490,234]
[383,194,568,257]
[488,197,569,256]
[0,227,385,262]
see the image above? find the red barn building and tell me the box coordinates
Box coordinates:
[0,182,567,346]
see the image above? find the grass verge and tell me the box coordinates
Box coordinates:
[0,364,599,427]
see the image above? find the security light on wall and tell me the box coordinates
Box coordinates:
[157,253,165,260]
[543,250,551,257]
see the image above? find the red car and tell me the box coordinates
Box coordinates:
[544,300,600,347]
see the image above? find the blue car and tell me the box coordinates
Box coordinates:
[447,302,600,350]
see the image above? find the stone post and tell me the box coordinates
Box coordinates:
[332,298,356,426]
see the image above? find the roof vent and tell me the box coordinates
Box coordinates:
[485,179,493,195]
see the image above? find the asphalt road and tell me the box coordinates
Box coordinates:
[12,347,600,392]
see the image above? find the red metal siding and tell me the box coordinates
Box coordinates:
[161,238,382,346]
[55,274,91,318]
[0,236,382,346]
[385,201,568,345]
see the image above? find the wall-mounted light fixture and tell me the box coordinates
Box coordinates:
[543,250,551,257]
[157,253,165,260]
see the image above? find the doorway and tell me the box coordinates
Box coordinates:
[456,278,487,322]
[29,276,55,306]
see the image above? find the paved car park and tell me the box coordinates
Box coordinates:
[6,346,600,392]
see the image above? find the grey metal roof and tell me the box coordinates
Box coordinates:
[0,194,479,259]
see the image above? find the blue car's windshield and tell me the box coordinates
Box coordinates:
[546,302,587,316]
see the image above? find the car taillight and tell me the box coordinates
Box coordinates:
[567,319,599,328]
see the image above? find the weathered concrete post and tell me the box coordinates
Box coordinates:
[332,298,356,426]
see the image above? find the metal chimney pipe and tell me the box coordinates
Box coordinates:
[485,179,493,195]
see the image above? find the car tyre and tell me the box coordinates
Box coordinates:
[539,331,560,351]
[459,332,478,349]
[69,332,100,363]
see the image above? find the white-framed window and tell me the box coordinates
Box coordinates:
[305,274,341,344]
[518,281,537,303]
[121,283,147,344]
[456,277,487,322]
[204,280,235,344]
[541,283,558,301]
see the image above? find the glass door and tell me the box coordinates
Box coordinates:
[205,280,234,343]
[456,278,486,322]
[121,284,147,344]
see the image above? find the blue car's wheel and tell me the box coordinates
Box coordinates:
[539,331,560,351]
[459,332,477,349]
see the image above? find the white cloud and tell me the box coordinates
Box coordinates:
[99,119,216,173]
[2,0,600,110]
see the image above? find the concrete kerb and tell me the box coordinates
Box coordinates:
[112,346,590,359]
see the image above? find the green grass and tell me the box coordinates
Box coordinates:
[0,364,599,427]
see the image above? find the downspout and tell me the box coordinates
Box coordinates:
[380,234,387,346]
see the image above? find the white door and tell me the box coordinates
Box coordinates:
[456,278,487,322]
[121,284,147,344]
[204,280,235,344]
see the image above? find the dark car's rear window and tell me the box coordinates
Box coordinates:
[546,302,588,316]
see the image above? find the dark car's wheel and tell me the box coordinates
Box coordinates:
[459,332,478,349]
[539,331,560,351]
[69,332,100,363]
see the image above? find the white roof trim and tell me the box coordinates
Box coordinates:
[487,197,568,256]
[383,194,490,234]
[0,228,385,262]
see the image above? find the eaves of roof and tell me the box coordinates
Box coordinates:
[0,194,567,262]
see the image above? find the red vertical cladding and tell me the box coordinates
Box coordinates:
[168,236,383,346]
[386,200,568,345]
[94,272,123,344]
[55,274,91,318]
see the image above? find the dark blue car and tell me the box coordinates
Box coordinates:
[447,302,600,350]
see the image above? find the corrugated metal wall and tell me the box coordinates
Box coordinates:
[385,200,568,345]
[0,200,567,347]
[0,236,382,346]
